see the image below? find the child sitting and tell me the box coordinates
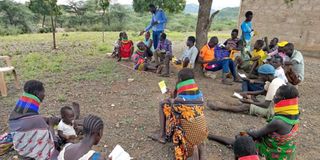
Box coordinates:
[234,136,259,160]
[57,106,78,144]
[132,42,156,71]
[248,40,267,77]
[118,32,134,61]
[271,55,288,83]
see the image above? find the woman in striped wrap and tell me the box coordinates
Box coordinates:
[208,85,300,160]
[150,68,208,160]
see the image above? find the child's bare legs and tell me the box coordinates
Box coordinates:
[249,61,258,78]
[207,100,250,113]
[72,102,80,120]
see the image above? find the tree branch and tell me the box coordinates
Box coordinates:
[207,10,220,31]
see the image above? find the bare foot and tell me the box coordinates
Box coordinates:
[148,132,166,144]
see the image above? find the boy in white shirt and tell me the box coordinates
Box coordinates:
[175,36,198,69]
[58,106,77,144]
[271,55,288,83]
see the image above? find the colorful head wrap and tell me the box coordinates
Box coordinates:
[176,79,203,100]
[274,97,299,116]
[14,93,41,114]
[278,41,288,47]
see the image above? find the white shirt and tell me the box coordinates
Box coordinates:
[274,66,288,83]
[180,45,199,68]
[57,120,77,136]
[265,77,286,101]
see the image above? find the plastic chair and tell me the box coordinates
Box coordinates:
[0,56,20,97]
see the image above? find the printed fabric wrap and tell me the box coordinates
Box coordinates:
[256,115,299,160]
[120,40,133,58]
[132,50,146,71]
[9,115,55,160]
[162,79,208,160]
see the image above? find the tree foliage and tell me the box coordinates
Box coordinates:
[133,0,186,13]
[0,0,34,34]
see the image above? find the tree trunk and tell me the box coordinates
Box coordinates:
[195,0,213,50]
[102,10,106,42]
[51,15,57,49]
[42,15,46,28]
[195,0,220,73]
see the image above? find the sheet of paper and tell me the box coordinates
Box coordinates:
[158,81,167,94]
[238,73,247,79]
[233,92,243,100]
[108,145,131,160]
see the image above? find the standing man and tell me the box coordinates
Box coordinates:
[241,11,254,52]
[140,4,167,50]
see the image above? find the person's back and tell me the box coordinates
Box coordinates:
[59,115,105,160]
[290,50,304,81]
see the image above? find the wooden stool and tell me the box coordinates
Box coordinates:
[0,56,20,97]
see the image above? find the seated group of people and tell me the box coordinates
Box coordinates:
[111,31,175,77]
[150,66,301,160]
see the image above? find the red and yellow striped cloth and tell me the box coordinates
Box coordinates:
[274,98,299,116]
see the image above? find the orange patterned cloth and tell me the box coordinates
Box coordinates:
[163,102,208,160]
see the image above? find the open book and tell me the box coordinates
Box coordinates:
[233,92,243,100]
[238,73,247,79]
[158,81,167,94]
[108,145,131,160]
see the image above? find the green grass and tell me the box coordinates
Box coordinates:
[13,52,66,79]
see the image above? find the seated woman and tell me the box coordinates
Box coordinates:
[143,31,154,59]
[58,114,105,160]
[131,42,156,71]
[150,68,208,160]
[208,85,299,160]
[9,80,60,160]
[118,32,134,61]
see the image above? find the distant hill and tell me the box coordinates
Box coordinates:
[215,7,239,21]
[184,4,239,21]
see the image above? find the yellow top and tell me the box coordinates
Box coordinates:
[250,49,267,65]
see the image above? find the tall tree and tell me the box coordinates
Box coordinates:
[29,0,50,27]
[46,0,61,49]
[196,0,219,49]
[95,0,110,42]
[66,0,87,26]
[133,0,186,13]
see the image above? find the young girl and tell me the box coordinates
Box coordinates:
[132,42,156,71]
[58,115,106,160]
[143,31,154,59]
[118,32,134,61]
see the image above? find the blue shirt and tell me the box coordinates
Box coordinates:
[241,21,253,41]
[214,45,230,60]
[145,9,167,32]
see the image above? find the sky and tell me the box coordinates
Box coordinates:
[14,0,241,10]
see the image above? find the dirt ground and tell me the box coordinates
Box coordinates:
[1,41,320,160]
